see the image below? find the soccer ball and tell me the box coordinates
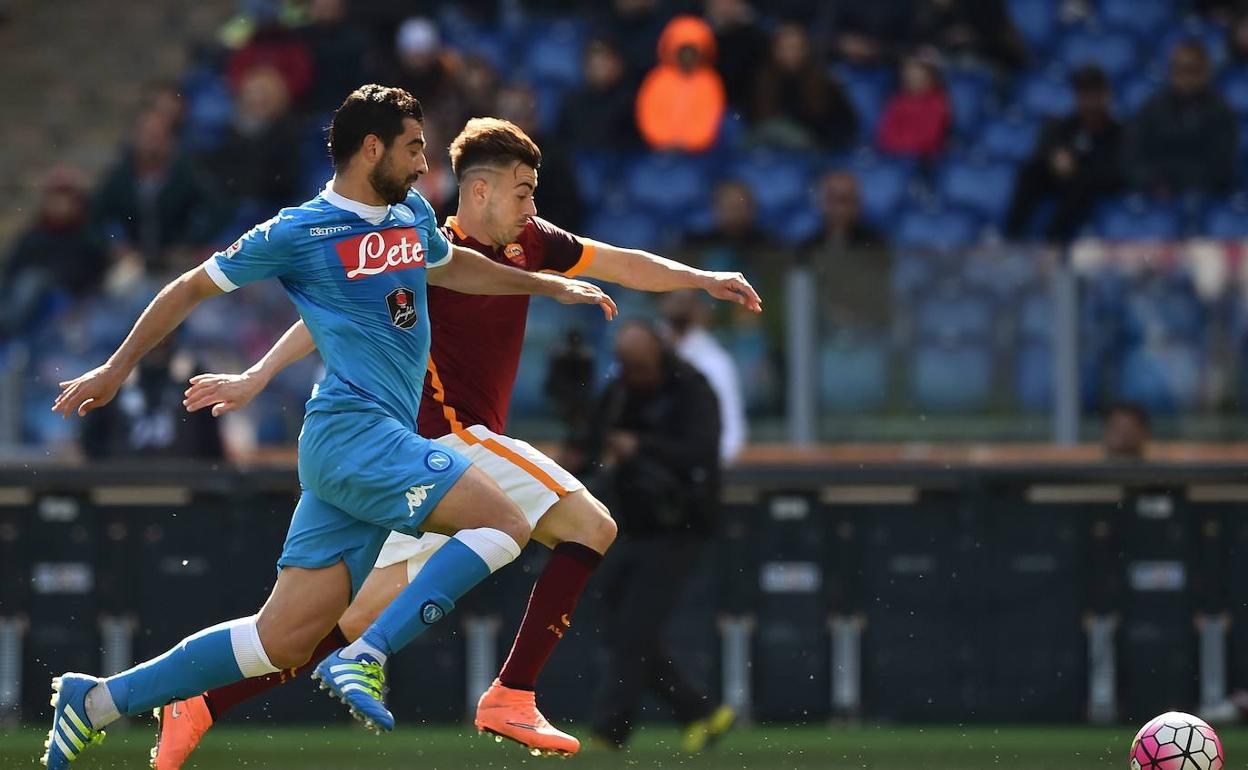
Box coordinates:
[1129,711,1223,770]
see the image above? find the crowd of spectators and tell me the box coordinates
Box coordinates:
[9,0,1248,454]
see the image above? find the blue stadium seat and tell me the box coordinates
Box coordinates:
[819,339,889,413]
[1017,291,1053,342]
[911,342,994,413]
[1219,67,1248,115]
[1203,195,1248,237]
[728,150,812,220]
[914,290,996,343]
[895,204,981,252]
[976,112,1040,162]
[1117,75,1162,116]
[1118,343,1203,414]
[572,151,622,207]
[946,69,994,137]
[181,71,233,152]
[523,21,585,88]
[891,249,936,300]
[1017,67,1075,118]
[624,153,710,214]
[938,155,1018,223]
[778,203,822,245]
[1098,0,1173,40]
[1094,197,1182,240]
[442,26,510,71]
[583,207,663,251]
[1058,27,1138,81]
[1007,0,1060,52]
[846,152,913,224]
[834,64,894,139]
[1015,341,1053,412]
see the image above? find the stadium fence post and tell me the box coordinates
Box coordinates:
[784,265,817,446]
[1052,252,1079,444]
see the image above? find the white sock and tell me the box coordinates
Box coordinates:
[228,616,279,678]
[83,683,120,728]
[339,637,387,667]
[453,527,523,572]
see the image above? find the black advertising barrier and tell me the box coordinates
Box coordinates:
[2,460,1247,724]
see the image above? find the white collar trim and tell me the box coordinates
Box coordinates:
[322,181,390,225]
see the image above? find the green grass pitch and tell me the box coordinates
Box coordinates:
[3,723,1241,769]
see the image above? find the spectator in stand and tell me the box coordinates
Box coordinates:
[703,0,767,110]
[495,82,585,231]
[205,65,302,214]
[452,54,501,127]
[1125,40,1237,197]
[1102,402,1151,461]
[748,23,857,151]
[0,166,106,335]
[594,0,673,78]
[1005,65,1123,243]
[93,109,229,276]
[142,80,187,136]
[682,180,775,267]
[299,0,370,116]
[80,334,224,461]
[829,0,916,65]
[385,17,457,116]
[636,15,726,153]
[802,171,892,334]
[876,51,951,160]
[661,290,747,463]
[225,1,313,106]
[558,38,642,152]
[911,0,1026,72]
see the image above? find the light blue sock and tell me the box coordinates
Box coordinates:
[361,537,493,656]
[105,617,274,716]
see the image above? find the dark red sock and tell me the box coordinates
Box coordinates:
[499,542,603,690]
[203,625,348,719]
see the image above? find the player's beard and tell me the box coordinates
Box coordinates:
[369,152,415,206]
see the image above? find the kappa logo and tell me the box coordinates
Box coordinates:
[224,239,243,258]
[310,224,352,237]
[406,484,435,516]
[420,601,444,624]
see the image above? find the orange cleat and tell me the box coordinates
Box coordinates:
[474,678,580,758]
[149,694,214,770]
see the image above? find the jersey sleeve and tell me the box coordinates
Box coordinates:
[408,190,452,268]
[532,216,594,277]
[201,213,292,292]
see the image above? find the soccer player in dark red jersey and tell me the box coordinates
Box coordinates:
[156,118,760,766]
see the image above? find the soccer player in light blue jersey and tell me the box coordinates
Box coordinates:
[40,84,616,769]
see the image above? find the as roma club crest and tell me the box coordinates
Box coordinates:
[503,243,526,267]
[386,287,418,329]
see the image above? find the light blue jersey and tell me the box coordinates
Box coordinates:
[203,183,472,594]
[204,184,451,428]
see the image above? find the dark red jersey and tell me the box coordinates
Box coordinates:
[418,215,594,437]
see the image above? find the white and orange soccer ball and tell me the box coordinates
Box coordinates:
[1129,711,1223,770]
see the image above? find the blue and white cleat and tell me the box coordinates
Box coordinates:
[41,674,106,769]
[311,649,394,734]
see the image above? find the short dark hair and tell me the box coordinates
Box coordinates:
[1069,64,1109,93]
[1106,401,1151,430]
[328,84,423,171]
[448,118,542,179]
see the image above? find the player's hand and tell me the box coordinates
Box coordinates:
[184,372,263,417]
[702,271,762,313]
[51,364,126,418]
[549,278,618,320]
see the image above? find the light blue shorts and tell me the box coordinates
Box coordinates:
[277,409,471,596]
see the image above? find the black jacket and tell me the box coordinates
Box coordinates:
[1126,87,1237,194]
[581,356,721,536]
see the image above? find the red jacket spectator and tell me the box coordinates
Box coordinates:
[636,16,726,153]
[876,55,951,159]
[226,21,314,104]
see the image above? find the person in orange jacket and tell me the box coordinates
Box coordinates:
[635,15,726,153]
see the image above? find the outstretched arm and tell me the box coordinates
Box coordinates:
[577,242,762,312]
[183,320,316,416]
[428,245,618,318]
[52,266,223,418]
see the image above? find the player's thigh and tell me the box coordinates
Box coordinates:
[256,561,352,667]
[339,560,411,642]
[531,489,617,553]
[420,464,530,546]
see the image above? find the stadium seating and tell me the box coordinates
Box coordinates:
[1203,194,1248,238]
[1098,0,1174,40]
[946,68,995,138]
[583,205,664,251]
[1057,26,1139,81]
[522,19,585,89]
[819,338,890,413]
[1094,196,1182,240]
[728,149,813,221]
[1016,66,1075,118]
[975,111,1040,163]
[1006,0,1060,52]
[1015,340,1053,412]
[834,64,893,140]
[911,341,995,413]
[938,154,1018,224]
[846,151,914,225]
[895,203,981,252]
[624,153,711,215]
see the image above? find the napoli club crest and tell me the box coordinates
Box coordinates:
[386,287,418,329]
[421,601,444,624]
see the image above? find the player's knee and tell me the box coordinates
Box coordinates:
[493,506,531,551]
[580,502,617,553]
[262,633,315,670]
